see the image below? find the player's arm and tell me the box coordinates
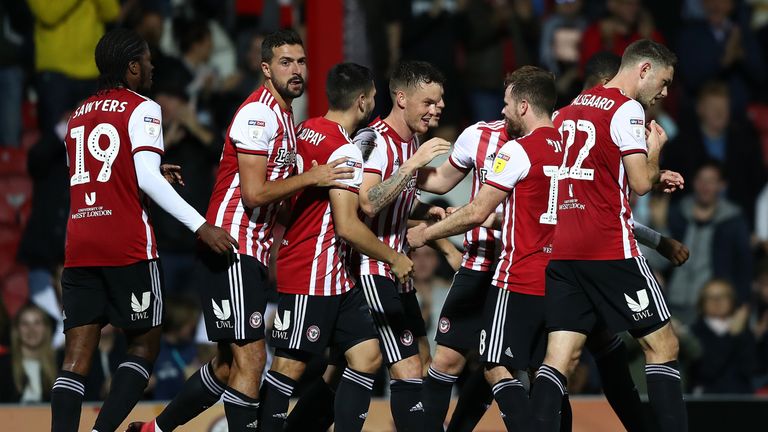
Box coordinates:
[331,189,413,283]
[633,222,690,266]
[356,128,451,217]
[417,160,468,194]
[408,184,506,248]
[238,154,352,209]
[129,101,237,253]
[230,103,353,209]
[430,237,463,272]
[615,102,666,196]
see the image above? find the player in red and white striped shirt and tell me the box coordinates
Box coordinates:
[128,30,355,432]
[52,29,237,432]
[532,40,688,432]
[257,62,415,432]
[409,66,564,431]
[353,60,451,429]
[416,119,509,428]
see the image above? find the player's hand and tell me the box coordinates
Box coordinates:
[197,223,239,254]
[390,253,414,284]
[446,206,459,216]
[410,137,451,168]
[645,120,667,152]
[407,223,429,249]
[160,164,185,186]
[307,158,355,188]
[655,236,689,266]
[657,170,684,193]
[427,206,446,221]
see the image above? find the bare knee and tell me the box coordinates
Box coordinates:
[389,355,423,380]
[347,341,383,374]
[484,365,513,385]
[126,326,163,363]
[230,340,267,377]
[640,324,679,363]
[431,345,467,376]
[542,331,587,376]
[271,355,307,381]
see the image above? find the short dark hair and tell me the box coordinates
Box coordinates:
[696,159,725,179]
[95,28,147,91]
[503,66,557,116]
[261,29,304,63]
[389,61,445,95]
[584,51,621,89]
[326,63,375,111]
[620,39,677,69]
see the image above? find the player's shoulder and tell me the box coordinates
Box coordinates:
[475,119,506,132]
[236,86,281,120]
[298,117,352,149]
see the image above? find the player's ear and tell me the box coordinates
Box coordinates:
[261,62,271,80]
[396,90,406,109]
[639,62,651,79]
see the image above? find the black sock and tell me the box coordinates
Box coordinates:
[259,371,296,431]
[594,337,646,432]
[645,361,687,432]
[334,368,376,432]
[560,394,572,432]
[530,364,567,432]
[93,355,152,432]
[492,378,530,432]
[424,366,458,431]
[285,377,336,432]
[156,362,225,431]
[51,370,87,432]
[446,367,493,432]
[222,387,260,430]
[390,379,424,431]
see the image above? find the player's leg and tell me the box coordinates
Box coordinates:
[359,275,424,431]
[283,364,339,432]
[530,261,593,432]
[260,351,307,431]
[333,288,383,431]
[445,364,493,432]
[637,323,686,432]
[484,366,529,431]
[93,260,165,432]
[585,327,647,432]
[424,267,491,431]
[52,267,106,432]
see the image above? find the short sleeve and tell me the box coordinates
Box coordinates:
[448,126,477,172]
[610,100,647,156]
[128,100,164,154]
[229,102,279,155]
[484,140,531,192]
[328,143,364,193]
[357,129,388,176]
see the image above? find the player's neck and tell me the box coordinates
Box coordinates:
[522,115,554,136]
[324,110,357,137]
[383,111,414,141]
[604,72,639,100]
[265,80,292,111]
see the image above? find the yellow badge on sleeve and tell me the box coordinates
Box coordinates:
[493,153,510,173]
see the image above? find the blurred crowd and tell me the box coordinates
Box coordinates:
[0,0,767,404]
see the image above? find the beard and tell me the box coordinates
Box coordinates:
[505,116,522,138]
[274,75,305,100]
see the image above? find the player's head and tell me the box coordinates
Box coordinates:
[583,51,621,90]
[261,29,306,101]
[618,39,677,109]
[326,62,376,128]
[389,61,445,135]
[95,29,152,93]
[502,66,556,137]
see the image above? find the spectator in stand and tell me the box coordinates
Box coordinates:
[754,261,768,392]
[461,0,513,122]
[663,81,766,226]
[579,0,664,68]
[151,83,219,294]
[690,279,755,394]
[757,183,768,257]
[0,0,31,148]
[539,0,588,102]
[151,295,201,400]
[676,0,765,115]
[667,161,753,324]
[0,305,57,403]
[26,0,119,136]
